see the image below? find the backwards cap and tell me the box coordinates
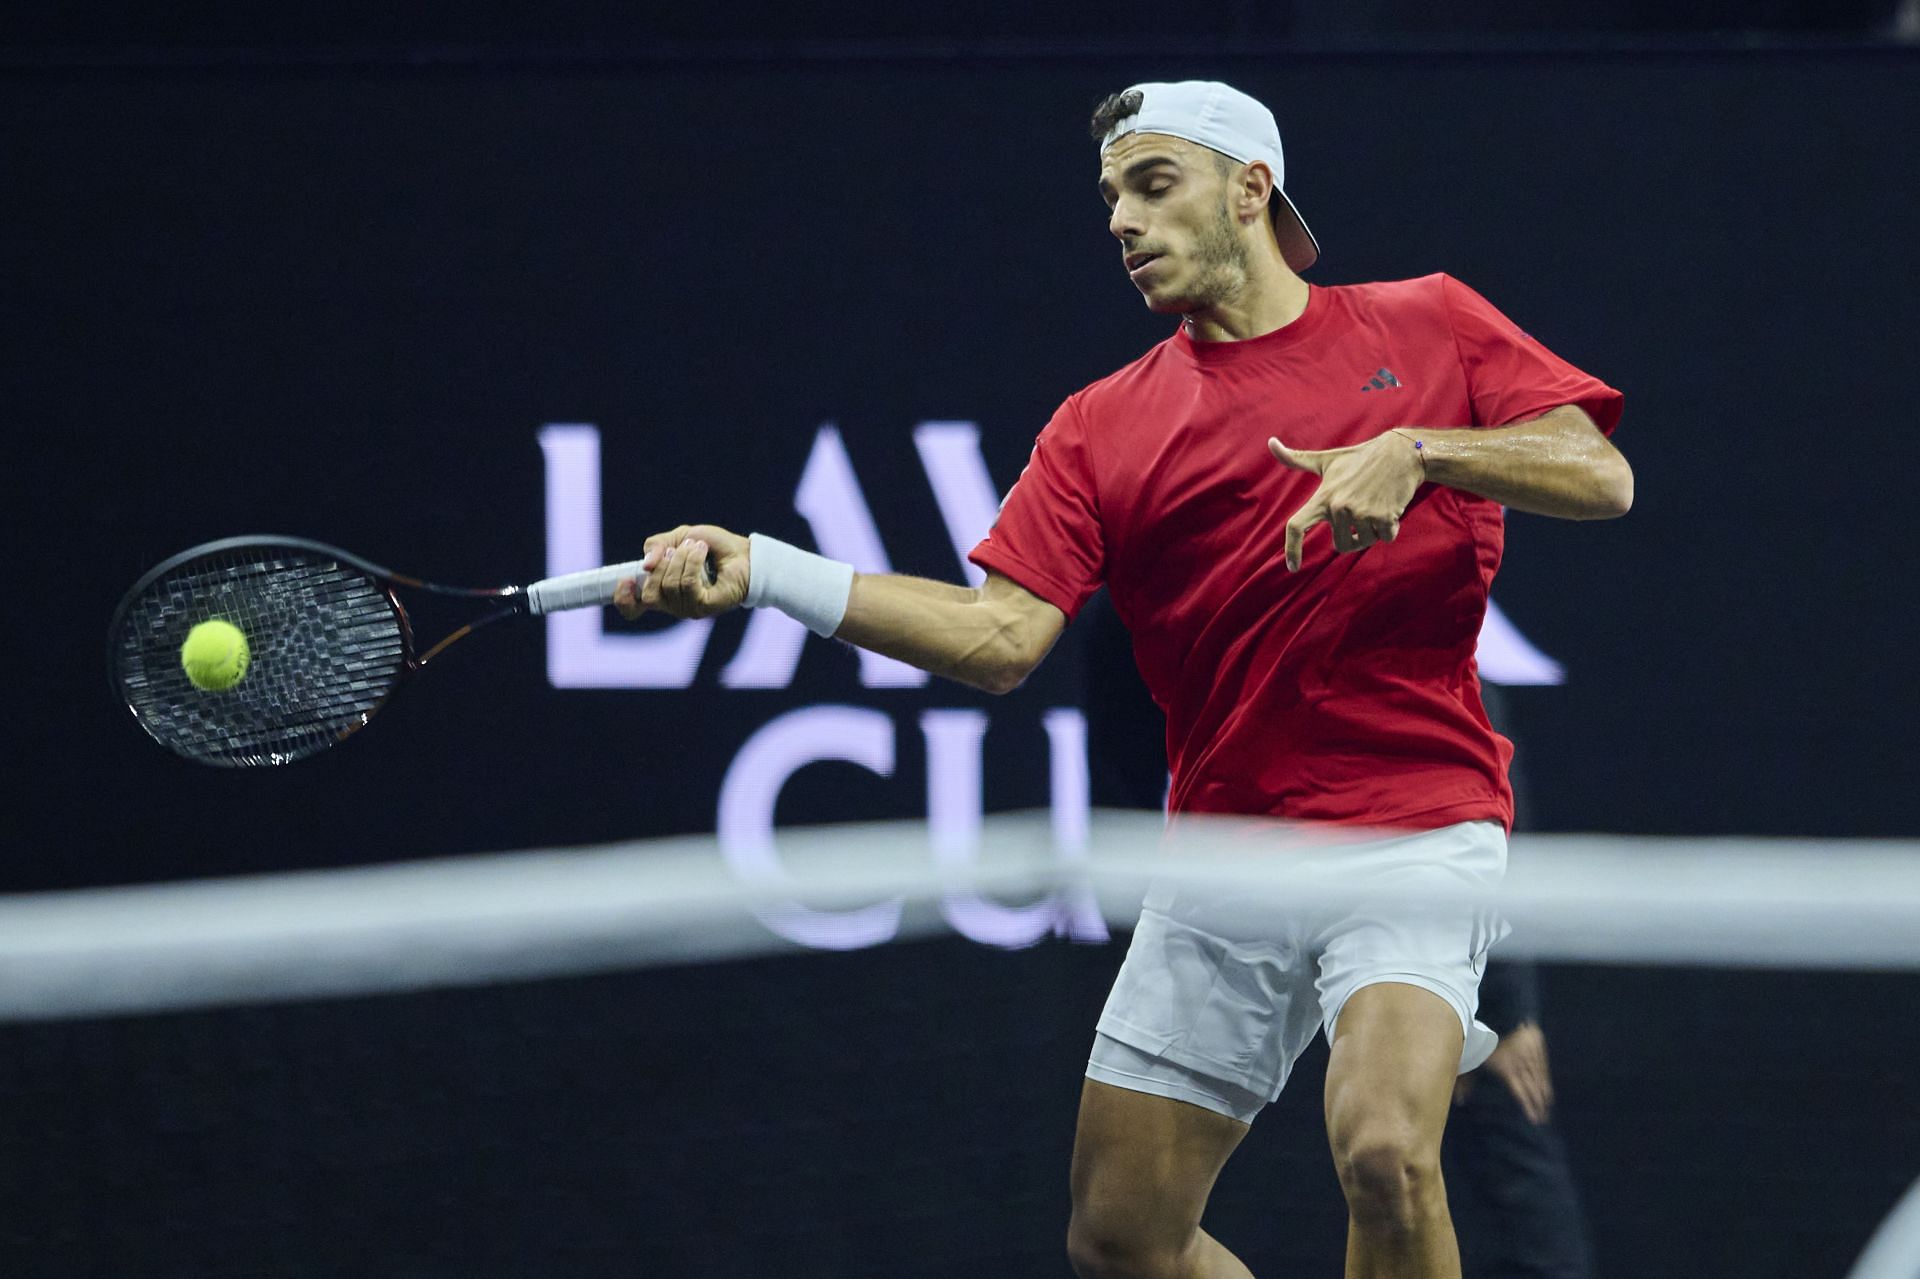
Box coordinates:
[1099,80,1319,273]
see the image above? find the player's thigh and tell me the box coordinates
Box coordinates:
[1070,1077,1249,1247]
[1322,980,1463,1167]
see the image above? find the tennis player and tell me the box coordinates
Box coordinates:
[616,80,1629,1279]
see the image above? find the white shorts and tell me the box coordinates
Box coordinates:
[1086,819,1507,1125]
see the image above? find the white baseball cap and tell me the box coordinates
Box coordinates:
[1098,80,1320,274]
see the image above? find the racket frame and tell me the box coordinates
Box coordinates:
[107,535,534,763]
[109,534,658,765]
[108,533,530,679]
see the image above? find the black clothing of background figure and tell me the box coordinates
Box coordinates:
[1451,680,1596,1279]
[1078,588,1596,1278]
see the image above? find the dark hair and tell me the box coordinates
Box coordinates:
[1089,89,1236,179]
[1088,90,1144,141]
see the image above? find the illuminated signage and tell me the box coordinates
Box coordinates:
[539,421,1105,950]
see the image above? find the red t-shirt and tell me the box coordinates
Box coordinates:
[970,273,1623,832]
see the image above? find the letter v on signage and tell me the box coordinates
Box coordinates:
[723,420,1005,685]
[722,425,925,689]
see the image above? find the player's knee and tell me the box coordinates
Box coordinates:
[1333,1130,1442,1232]
[1066,1209,1185,1279]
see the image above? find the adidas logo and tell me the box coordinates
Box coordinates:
[1360,367,1401,392]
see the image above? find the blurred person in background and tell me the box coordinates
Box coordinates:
[1447,959,1595,1279]
[1444,683,1597,1279]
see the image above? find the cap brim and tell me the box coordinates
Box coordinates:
[1271,189,1319,274]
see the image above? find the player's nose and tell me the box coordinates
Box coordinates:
[1108,200,1144,242]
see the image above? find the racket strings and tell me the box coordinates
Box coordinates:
[114,549,407,766]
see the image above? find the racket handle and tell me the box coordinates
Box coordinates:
[524,562,650,615]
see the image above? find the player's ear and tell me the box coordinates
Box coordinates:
[1237,161,1275,223]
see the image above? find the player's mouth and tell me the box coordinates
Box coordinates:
[1125,251,1164,281]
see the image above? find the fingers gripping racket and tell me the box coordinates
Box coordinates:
[108,535,657,767]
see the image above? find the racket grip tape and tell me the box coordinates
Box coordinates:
[524,562,650,614]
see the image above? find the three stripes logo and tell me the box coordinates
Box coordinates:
[1360,367,1401,393]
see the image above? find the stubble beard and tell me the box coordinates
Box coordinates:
[1174,197,1250,313]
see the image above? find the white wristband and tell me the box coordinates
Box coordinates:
[745,533,855,638]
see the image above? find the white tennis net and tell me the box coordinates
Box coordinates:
[4,812,1917,1021]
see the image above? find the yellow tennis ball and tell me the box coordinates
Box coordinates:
[180,618,251,692]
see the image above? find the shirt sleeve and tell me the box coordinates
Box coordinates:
[968,395,1105,621]
[1440,274,1624,435]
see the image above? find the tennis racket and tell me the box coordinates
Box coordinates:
[108,535,665,767]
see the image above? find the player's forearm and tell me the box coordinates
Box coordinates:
[1412,410,1633,520]
[836,574,1050,694]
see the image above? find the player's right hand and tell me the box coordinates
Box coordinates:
[613,524,750,621]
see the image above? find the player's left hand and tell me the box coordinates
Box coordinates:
[1268,431,1425,571]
